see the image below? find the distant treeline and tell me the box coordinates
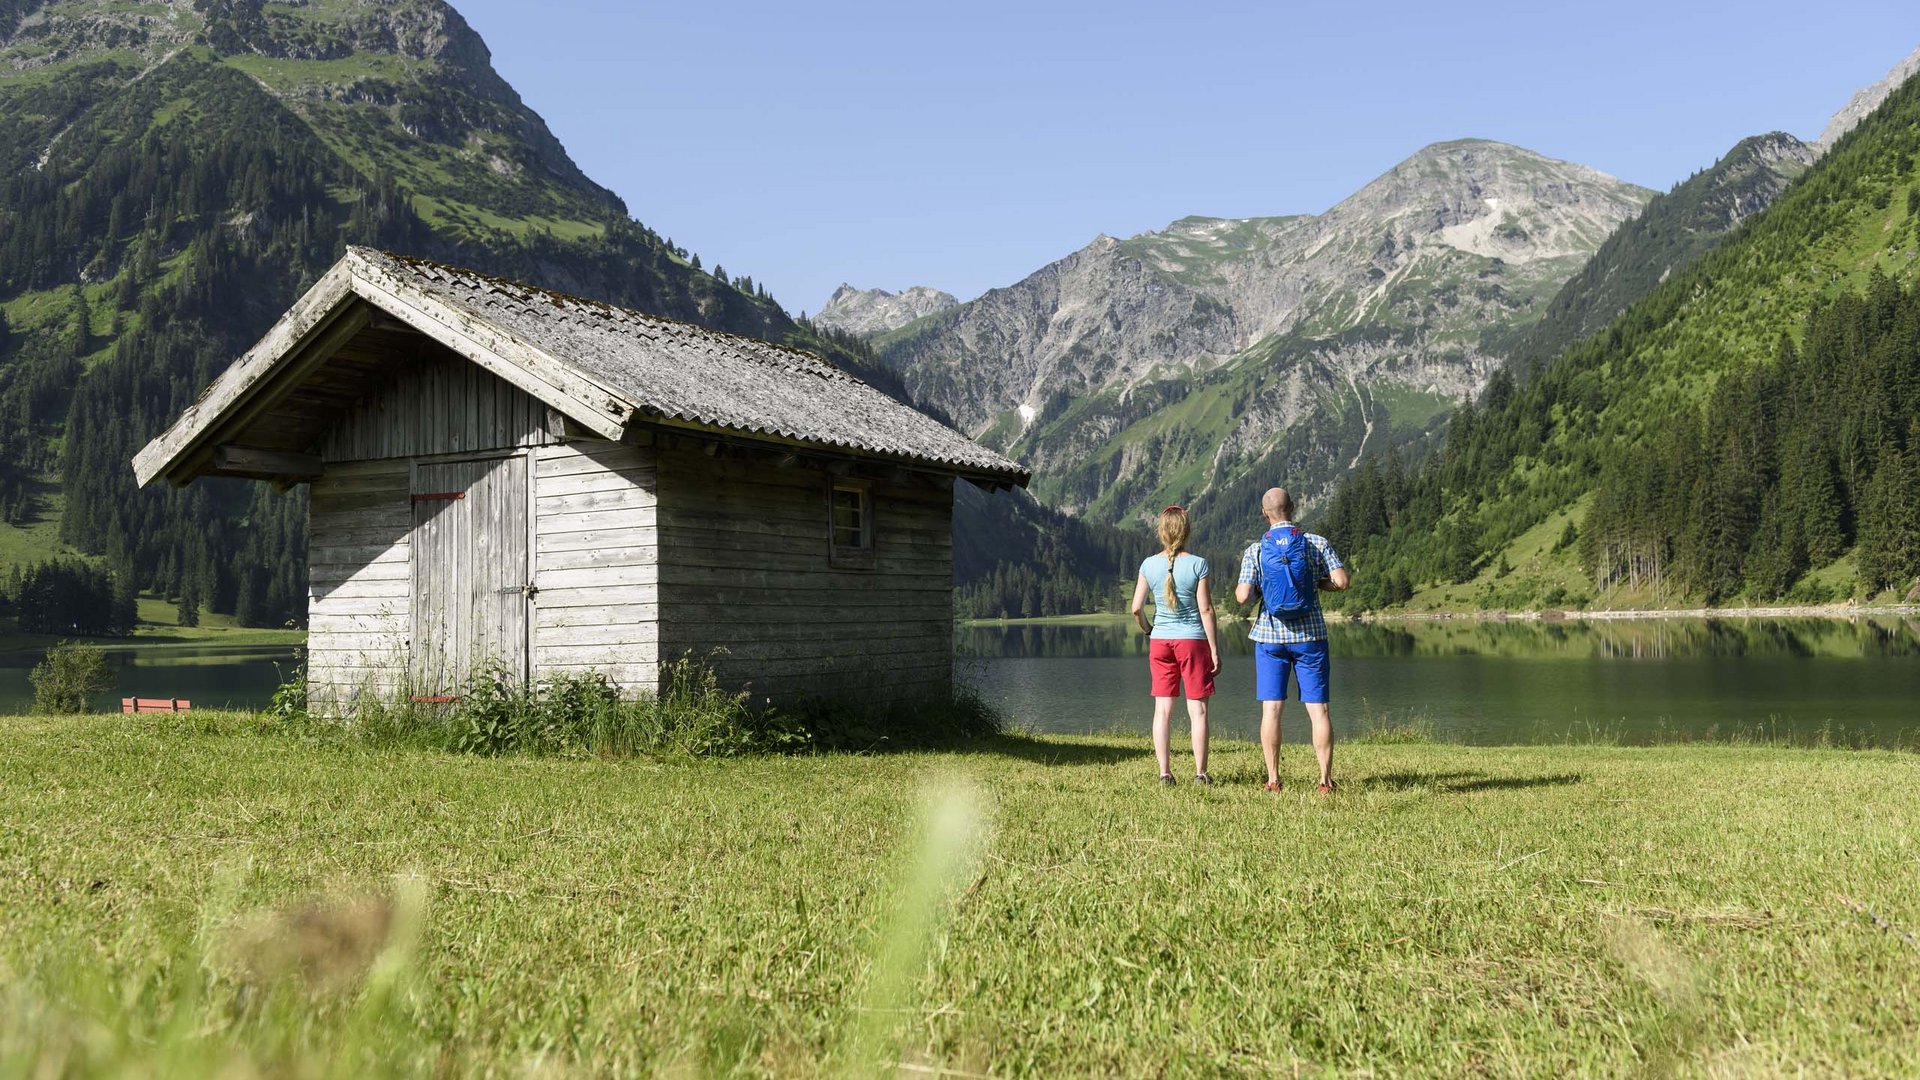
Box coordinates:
[0,559,136,637]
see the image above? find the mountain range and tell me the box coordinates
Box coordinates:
[819,44,1920,613]
[0,2,1913,628]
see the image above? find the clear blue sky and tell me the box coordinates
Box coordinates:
[456,0,1920,315]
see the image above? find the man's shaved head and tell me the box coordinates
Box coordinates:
[1262,487,1295,522]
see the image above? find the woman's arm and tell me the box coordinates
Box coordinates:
[1196,575,1222,674]
[1130,572,1152,634]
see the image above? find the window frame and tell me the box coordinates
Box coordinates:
[828,478,876,569]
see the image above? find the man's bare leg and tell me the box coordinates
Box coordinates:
[1186,697,1210,777]
[1152,696,1176,778]
[1304,701,1333,788]
[1260,700,1285,786]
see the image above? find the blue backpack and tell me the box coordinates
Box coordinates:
[1258,526,1318,618]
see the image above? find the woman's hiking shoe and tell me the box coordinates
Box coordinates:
[1263,780,1281,792]
[1194,773,1214,787]
[1159,774,1176,787]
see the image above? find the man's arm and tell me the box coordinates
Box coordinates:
[1235,545,1257,605]
[1316,538,1351,592]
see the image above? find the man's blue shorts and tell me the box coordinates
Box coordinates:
[1255,640,1330,703]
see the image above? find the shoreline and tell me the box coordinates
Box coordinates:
[1358,602,1920,624]
[963,603,1920,629]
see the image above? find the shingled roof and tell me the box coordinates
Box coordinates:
[133,247,1028,488]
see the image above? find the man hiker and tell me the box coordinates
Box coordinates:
[1236,487,1350,794]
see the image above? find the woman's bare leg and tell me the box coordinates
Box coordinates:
[1186,697,1210,777]
[1152,696,1175,777]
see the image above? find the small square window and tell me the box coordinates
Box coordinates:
[830,481,874,566]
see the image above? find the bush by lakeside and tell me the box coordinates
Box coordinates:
[1,715,1916,1076]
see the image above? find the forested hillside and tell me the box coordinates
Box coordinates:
[0,1,936,633]
[1320,73,1920,612]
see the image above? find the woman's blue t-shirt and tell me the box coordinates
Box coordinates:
[1139,552,1210,640]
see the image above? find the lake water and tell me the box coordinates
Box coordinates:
[0,644,300,715]
[3,618,1915,747]
[959,616,1920,747]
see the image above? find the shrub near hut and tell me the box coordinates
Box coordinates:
[29,642,114,713]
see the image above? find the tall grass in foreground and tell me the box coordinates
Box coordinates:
[0,874,432,1079]
[0,777,991,1079]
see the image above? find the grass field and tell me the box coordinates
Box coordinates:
[2,715,1916,1076]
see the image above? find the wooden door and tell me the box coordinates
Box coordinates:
[410,454,531,697]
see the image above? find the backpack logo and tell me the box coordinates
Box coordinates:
[1259,526,1317,619]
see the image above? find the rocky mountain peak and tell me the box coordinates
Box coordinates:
[1324,139,1650,265]
[1817,44,1920,153]
[814,282,960,337]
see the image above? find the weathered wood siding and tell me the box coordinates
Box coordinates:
[307,459,411,710]
[531,439,659,692]
[320,343,558,463]
[655,444,954,705]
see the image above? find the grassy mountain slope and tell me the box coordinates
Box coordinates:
[1321,74,1920,612]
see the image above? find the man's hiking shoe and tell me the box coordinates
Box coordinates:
[1194,773,1214,787]
[1317,780,1337,796]
[1159,774,1176,787]
[1263,780,1281,792]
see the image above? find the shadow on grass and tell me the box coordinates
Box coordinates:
[954,734,1143,766]
[1357,770,1585,794]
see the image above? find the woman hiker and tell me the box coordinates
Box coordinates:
[1130,505,1222,786]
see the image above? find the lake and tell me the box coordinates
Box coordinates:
[3,617,1916,747]
[960,616,1920,747]
[0,643,301,715]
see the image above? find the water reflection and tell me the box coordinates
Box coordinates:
[960,617,1920,746]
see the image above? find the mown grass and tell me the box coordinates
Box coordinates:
[1,716,1915,1076]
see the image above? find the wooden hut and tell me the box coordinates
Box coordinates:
[132,248,1028,711]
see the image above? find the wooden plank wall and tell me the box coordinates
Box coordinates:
[654,443,954,706]
[307,458,411,711]
[320,341,558,463]
[531,439,660,693]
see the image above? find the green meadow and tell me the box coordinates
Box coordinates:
[2,714,1916,1076]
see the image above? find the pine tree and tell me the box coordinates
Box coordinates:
[176,582,200,629]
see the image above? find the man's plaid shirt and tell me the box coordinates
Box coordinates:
[1238,525,1345,644]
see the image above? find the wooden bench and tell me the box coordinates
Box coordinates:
[122,698,192,714]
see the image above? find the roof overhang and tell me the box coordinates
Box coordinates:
[133,251,634,489]
[133,248,1032,491]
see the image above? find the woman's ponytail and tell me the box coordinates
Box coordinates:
[1155,506,1191,613]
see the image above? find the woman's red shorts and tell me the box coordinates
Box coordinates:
[1149,638,1215,700]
